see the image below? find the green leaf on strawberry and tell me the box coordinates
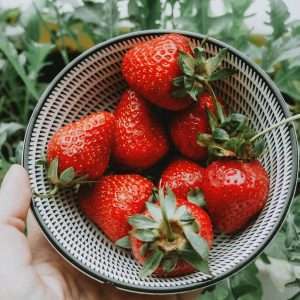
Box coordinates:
[172,46,236,102]
[128,215,159,229]
[140,249,164,278]
[130,187,213,277]
[162,256,178,273]
[115,236,131,249]
[187,188,206,207]
[180,245,210,274]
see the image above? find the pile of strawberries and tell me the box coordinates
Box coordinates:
[40,34,270,278]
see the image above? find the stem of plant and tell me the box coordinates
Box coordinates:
[200,36,209,48]
[34,185,58,199]
[162,207,174,241]
[249,114,300,142]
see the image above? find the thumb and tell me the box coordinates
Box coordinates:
[0,165,31,230]
[0,165,33,271]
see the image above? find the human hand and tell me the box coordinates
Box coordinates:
[0,165,199,300]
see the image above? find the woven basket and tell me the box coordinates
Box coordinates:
[23,30,298,294]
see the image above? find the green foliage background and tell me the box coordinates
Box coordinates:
[0,0,299,299]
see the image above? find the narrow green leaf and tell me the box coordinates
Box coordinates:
[194,47,206,62]
[140,249,164,278]
[179,51,195,76]
[174,205,189,220]
[162,256,178,273]
[268,0,289,39]
[184,76,194,89]
[260,252,271,264]
[164,187,177,219]
[146,202,162,222]
[132,229,157,242]
[184,220,200,233]
[172,76,185,87]
[209,68,237,81]
[187,86,199,101]
[0,37,38,99]
[230,263,262,299]
[0,122,23,136]
[197,133,213,146]
[0,132,7,148]
[205,48,228,76]
[26,42,54,80]
[213,128,230,142]
[207,109,218,131]
[36,158,46,166]
[222,113,247,133]
[128,214,159,229]
[115,236,131,249]
[140,243,150,257]
[181,247,210,274]
[187,188,206,207]
[230,0,252,16]
[47,158,59,185]
[200,285,230,300]
[59,167,76,185]
[253,138,265,157]
[183,226,209,260]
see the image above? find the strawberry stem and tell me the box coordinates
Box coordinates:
[34,185,58,199]
[160,199,175,241]
[200,36,209,48]
[205,81,225,123]
[249,114,300,142]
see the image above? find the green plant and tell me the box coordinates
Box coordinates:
[0,0,299,298]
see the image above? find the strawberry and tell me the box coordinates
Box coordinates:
[122,34,193,111]
[202,160,269,234]
[112,89,169,169]
[160,159,205,202]
[44,112,115,194]
[126,188,213,277]
[122,34,235,111]
[80,174,154,242]
[170,93,217,161]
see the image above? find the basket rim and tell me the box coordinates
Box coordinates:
[23,29,299,294]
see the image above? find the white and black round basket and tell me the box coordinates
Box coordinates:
[23,30,298,294]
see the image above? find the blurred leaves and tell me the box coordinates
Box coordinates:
[0,123,24,181]
[0,37,39,100]
[26,42,54,81]
[199,263,262,300]
[128,0,161,30]
[267,0,289,39]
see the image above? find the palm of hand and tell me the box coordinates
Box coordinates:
[0,166,196,300]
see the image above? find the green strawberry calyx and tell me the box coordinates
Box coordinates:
[34,158,94,198]
[172,43,236,102]
[197,94,300,161]
[116,186,210,278]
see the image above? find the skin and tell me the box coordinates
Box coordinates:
[0,165,199,300]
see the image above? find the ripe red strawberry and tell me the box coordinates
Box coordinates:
[45,112,115,193]
[198,92,220,114]
[112,89,169,169]
[170,93,227,161]
[122,34,193,111]
[202,160,269,234]
[127,188,213,277]
[80,174,154,242]
[170,94,215,161]
[160,159,205,199]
